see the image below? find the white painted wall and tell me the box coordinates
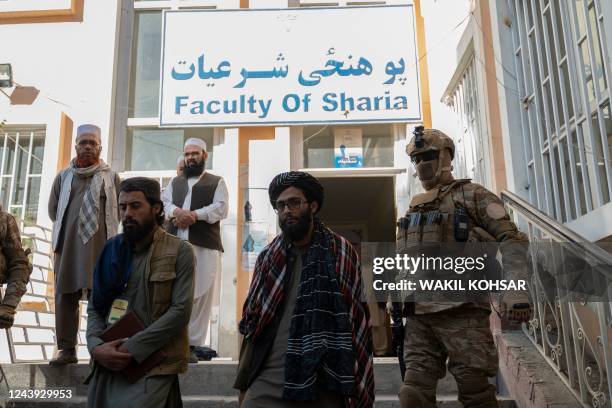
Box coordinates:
[0,0,121,229]
[0,0,484,363]
[420,0,471,140]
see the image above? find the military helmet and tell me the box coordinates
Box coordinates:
[406,126,455,160]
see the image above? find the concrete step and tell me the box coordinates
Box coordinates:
[6,395,517,407]
[0,363,91,397]
[373,358,458,395]
[0,359,459,397]
[182,359,461,396]
[375,395,516,407]
[1,361,513,407]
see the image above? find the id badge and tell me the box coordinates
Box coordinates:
[107,298,129,324]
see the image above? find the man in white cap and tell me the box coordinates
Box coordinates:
[161,138,228,362]
[48,124,120,365]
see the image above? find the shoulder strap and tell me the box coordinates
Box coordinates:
[438,179,471,200]
[409,188,439,209]
[438,179,471,213]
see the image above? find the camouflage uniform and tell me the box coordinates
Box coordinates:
[0,210,31,327]
[397,128,529,408]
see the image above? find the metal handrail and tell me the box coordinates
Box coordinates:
[500,189,612,408]
[501,189,612,269]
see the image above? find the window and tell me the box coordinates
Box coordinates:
[128,11,162,119]
[302,124,394,168]
[590,111,610,204]
[126,128,214,171]
[507,0,612,222]
[587,3,607,94]
[125,2,221,171]
[445,57,489,185]
[560,138,576,219]
[0,127,46,223]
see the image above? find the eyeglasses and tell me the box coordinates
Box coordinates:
[411,150,438,165]
[274,198,308,213]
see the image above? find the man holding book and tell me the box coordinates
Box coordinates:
[85,177,195,407]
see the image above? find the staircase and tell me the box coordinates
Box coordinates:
[0,360,516,407]
[500,190,612,407]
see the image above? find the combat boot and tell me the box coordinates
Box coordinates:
[500,291,532,323]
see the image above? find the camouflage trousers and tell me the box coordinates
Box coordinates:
[399,305,499,408]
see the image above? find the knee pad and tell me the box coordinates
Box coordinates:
[456,374,498,408]
[399,383,436,408]
[399,370,437,408]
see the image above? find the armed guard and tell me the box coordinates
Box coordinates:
[0,208,32,328]
[397,126,531,408]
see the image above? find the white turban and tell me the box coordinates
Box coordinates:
[76,124,101,141]
[184,138,207,152]
[176,155,185,165]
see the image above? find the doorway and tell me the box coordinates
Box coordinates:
[318,176,396,356]
[318,176,396,245]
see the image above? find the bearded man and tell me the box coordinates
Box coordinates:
[162,138,228,362]
[48,124,120,365]
[86,177,195,407]
[235,171,374,408]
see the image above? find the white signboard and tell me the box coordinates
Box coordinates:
[160,5,421,127]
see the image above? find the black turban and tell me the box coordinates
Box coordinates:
[119,177,162,204]
[268,171,324,213]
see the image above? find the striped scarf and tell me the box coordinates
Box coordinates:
[239,219,374,407]
[70,159,109,245]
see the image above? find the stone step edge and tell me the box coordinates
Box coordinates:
[6,395,516,403]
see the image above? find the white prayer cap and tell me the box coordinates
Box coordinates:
[177,155,185,165]
[184,137,207,152]
[76,124,101,141]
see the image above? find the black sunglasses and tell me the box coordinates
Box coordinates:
[411,151,439,165]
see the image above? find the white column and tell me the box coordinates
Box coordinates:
[213,128,240,359]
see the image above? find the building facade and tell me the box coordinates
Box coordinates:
[0,0,431,359]
[443,1,612,406]
[444,0,612,242]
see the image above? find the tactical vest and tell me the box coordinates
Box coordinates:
[397,179,492,314]
[397,179,471,246]
[166,173,224,252]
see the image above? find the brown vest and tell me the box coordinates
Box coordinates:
[147,228,190,376]
[167,172,224,252]
[83,229,189,383]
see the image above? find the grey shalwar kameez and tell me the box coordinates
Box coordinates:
[49,171,120,350]
[85,239,194,408]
